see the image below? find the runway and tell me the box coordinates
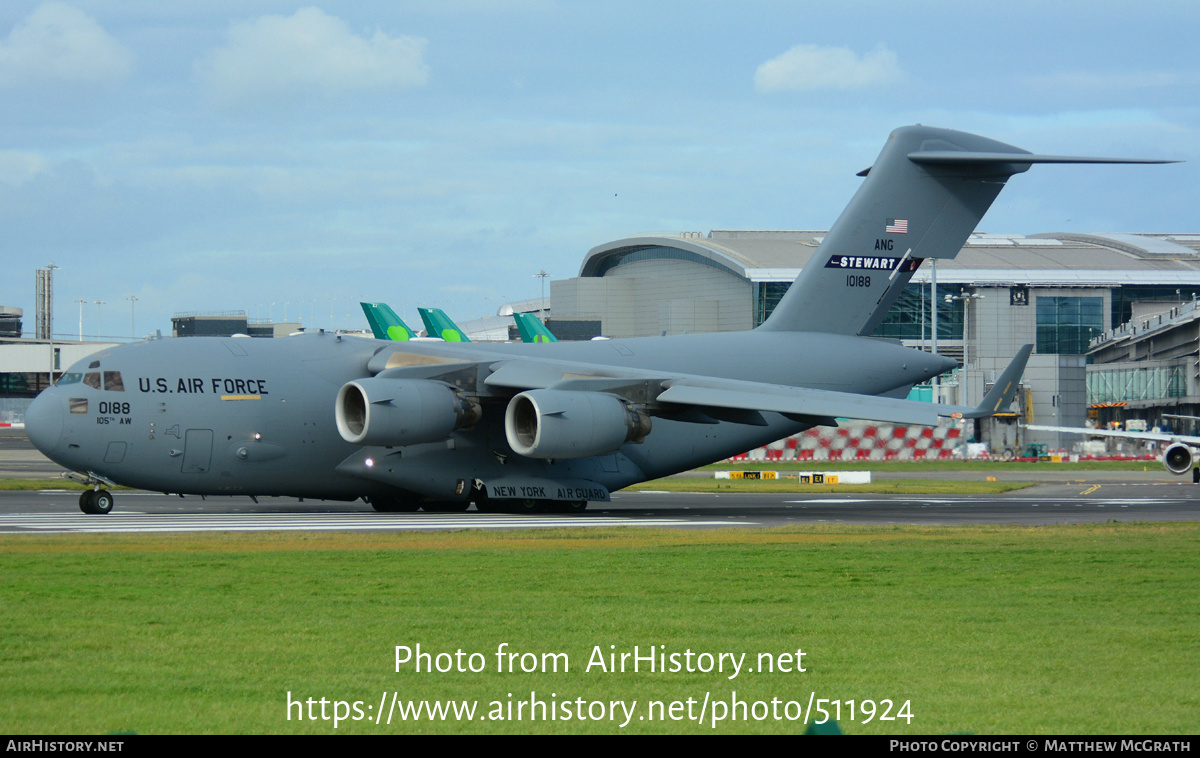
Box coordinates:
[1,482,1197,533]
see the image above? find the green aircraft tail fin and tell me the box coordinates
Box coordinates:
[513,312,558,343]
[360,302,417,341]
[418,307,471,342]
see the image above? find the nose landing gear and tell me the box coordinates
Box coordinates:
[79,488,115,515]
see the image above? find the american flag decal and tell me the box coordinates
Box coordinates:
[886,218,908,234]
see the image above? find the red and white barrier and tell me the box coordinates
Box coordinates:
[729,422,963,462]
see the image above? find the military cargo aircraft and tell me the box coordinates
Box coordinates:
[24,125,1169,514]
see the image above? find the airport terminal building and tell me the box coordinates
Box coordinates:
[551,230,1200,452]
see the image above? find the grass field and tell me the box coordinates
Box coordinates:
[2,523,1197,735]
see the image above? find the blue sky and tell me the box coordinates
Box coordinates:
[1,1,1196,339]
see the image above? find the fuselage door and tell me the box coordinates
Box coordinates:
[181,429,214,474]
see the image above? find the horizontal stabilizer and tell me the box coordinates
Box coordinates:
[768,125,1174,337]
[907,151,1177,168]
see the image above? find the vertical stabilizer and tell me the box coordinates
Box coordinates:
[513,312,559,343]
[361,302,417,341]
[418,307,471,342]
[757,125,1167,335]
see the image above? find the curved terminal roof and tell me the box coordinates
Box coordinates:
[581,231,1200,287]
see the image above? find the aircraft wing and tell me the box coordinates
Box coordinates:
[477,344,1032,427]
[1024,424,1200,445]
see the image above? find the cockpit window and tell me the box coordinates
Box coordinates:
[103,372,125,392]
[83,373,101,390]
[88,360,100,369]
[69,398,88,415]
[57,373,83,386]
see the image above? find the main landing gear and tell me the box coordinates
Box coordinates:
[367,495,471,513]
[473,495,588,514]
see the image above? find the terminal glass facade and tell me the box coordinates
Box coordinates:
[1036,296,1104,354]
[1087,365,1187,404]
[1110,285,1198,329]
[754,281,965,339]
[871,284,965,341]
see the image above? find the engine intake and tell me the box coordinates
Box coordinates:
[1163,442,1194,475]
[505,389,650,459]
[336,378,480,447]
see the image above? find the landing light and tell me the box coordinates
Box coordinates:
[365,457,375,468]
[254,432,262,440]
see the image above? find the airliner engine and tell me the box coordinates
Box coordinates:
[1163,442,1194,476]
[336,378,481,447]
[504,389,651,459]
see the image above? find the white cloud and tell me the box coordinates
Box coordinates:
[0,2,133,88]
[195,7,430,107]
[754,44,901,93]
[0,150,46,185]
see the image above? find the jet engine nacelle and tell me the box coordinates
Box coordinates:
[504,389,650,459]
[1163,442,1195,476]
[336,378,481,447]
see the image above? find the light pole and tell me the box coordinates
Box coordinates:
[945,291,985,406]
[74,299,86,341]
[94,300,106,341]
[127,296,138,340]
[534,270,551,314]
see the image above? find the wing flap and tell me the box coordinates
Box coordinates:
[657,382,943,426]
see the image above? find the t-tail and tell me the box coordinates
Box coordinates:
[418,307,471,342]
[513,312,559,343]
[360,302,417,341]
[758,125,1174,336]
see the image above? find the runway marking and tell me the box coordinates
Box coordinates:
[0,512,743,534]
[786,496,1187,508]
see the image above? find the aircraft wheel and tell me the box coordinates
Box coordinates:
[78,490,97,514]
[370,495,419,513]
[1193,467,1198,484]
[92,491,114,515]
[546,500,587,513]
[513,498,543,514]
[83,491,114,515]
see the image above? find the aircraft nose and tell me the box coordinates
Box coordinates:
[24,390,64,455]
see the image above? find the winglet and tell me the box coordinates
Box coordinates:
[957,343,1033,419]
